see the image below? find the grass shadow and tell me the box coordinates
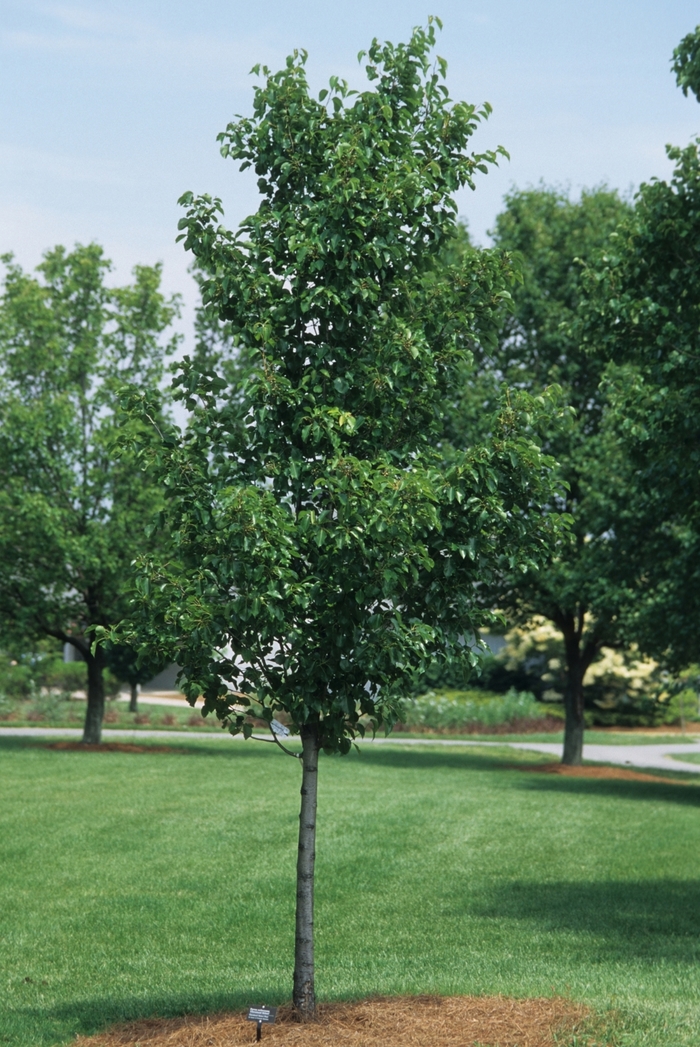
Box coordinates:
[5,989,284,1047]
[350,744,550,774]
[466,877,700,965]
[515,770,700,807]
[0,734,297,762]
[0,735,541,773]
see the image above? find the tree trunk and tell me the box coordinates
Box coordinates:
[293,723,319,1019]
[82,649,105,745]
[562,653,586,766]
[560,621,598,767]
[129,683,139,713]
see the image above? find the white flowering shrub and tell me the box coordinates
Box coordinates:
[494,617,698,726]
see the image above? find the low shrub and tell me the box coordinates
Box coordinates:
[396,688,561,734]
[26,689,72,723]
[0,657,35,700]
[0,692,15,720]
[43,661,87,693]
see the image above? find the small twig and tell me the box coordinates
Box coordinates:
[143,411,165,441]
[267,724,302,759]
[243,729,301,758]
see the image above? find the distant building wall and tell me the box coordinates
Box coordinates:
[141,664,182,692]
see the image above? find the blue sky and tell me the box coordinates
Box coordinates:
[2,0,699,332]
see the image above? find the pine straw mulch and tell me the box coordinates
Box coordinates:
[517,761,696,785]
[73,996,592,1047]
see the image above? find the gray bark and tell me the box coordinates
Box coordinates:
[293,723,319,1019]
[562,662,586,765]
[129,683,138,713]
[82,649,105,744]
[561,620,598,766]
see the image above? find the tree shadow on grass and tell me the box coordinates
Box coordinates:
[360,745,700,805]
[466,877,700,965]
[348,745,566,778]
[0,736,529,774]
[514,770,700,807]
[0,735,291,762]
[6,988,284,1047]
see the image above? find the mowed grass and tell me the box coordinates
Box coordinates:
[672,751,700,765]
[1,738,700,1047]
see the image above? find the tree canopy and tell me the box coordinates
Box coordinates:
[0,244,179,742]
[581,139,700,670]
[672,24,700,102]
[446,186,632,764]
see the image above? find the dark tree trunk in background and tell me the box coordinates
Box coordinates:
[82,647,106,745]
[560,615,599,766]
[562,647,586,765]
[293,723,319,1019]
[129,683,138,713]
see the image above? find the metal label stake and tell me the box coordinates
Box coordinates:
[246,1005,277,1041]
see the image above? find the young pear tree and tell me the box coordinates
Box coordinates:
[0,245,179,742]
[118,23,563,1016]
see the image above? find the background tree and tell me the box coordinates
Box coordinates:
[445,186,632,764]
[116,23,563,1017]
[581,35,700,671]
[672,24,700,102]
[103,643,169,712]
[0,244,179,743]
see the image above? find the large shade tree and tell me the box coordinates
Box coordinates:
[0,245,179,742]
[116,22,563,1016]
[581,26,700,670]
[445,186,632,764]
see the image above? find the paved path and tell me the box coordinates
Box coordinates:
[362,736,700,775]
[2,727,700,774]
[507,740,700,775]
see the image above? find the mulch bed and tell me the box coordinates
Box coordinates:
[74,996,591,1047]
[519,761,695,785]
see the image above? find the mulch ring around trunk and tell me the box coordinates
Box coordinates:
[74,996,591,1047]
[517,761,696,785]
[43,742,189,755]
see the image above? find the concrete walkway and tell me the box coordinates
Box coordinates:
[361,736,700,775]
[508,740,700,775]
[2,726,700,774]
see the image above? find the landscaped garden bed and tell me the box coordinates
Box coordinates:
[74,995,591,1047]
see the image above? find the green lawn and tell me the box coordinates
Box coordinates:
[1,737,699,1047]
[671,751,700,765]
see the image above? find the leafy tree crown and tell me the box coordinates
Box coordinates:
[120,23,561,753]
